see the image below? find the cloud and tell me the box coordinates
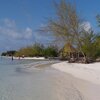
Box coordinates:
[0,18,35,51]
[24,27,32,39]
[0,18,33,40]
[81,22,91,32]
[3,18,16,28]
[0,19,53,51]
[0,27,19,39]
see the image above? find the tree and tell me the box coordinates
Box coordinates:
[15,43,44,57]
[81,30,98,60]
[15,46,34,57]
[39,0,90,63]
[15,44,58,58]
[1,50,16,56]
[95,15,100,58]
[32,43,44,56]
[94,35,100,58]
[43,46,58,58]
[96,14,100,27]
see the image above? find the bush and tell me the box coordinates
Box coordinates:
[14,44,58,58]
[43,46,58,58]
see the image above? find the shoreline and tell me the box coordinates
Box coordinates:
[0,58,100,100]
[14,57,46,60]
[1,56,46,60]
[34,61,100,100]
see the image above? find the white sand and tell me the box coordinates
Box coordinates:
[52,62,100,85]
[2,56,46,60]
[13,57,45,60]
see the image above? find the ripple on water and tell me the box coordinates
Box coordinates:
[0,60,84,100]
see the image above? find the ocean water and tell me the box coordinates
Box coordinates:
[0,57,83,100]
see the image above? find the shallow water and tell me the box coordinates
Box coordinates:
[0,57,83,100]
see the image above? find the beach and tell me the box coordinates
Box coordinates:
[52,62,100,85]
[52,61,100,100]
[0,57,100,100]
[4,56,46,60]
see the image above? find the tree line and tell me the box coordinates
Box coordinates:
[1,43,58,58]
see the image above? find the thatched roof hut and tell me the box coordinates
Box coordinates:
[63,43,76,53]
[60,43,77,59]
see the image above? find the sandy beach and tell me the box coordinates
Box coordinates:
[13,57,46,60]
[52,62,100,85]
[0,57,100,100]
[52,62,100,100]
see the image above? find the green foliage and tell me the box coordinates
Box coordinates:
[1,51,16,56]
[32,43,44,57]
[43,46,58,57]
[15,43,44,57]
[95,15,100,58]
[81,31,100,59]
[15,47,35,57]
[94,35,100,58]
[14,44,58,58]
[96,15,100,27]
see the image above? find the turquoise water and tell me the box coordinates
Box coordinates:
[0,57,83,100]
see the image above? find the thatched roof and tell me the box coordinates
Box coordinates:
[61,43,76,53]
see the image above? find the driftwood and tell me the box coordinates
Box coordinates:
[67,57,95,64]
[96,58,100,62]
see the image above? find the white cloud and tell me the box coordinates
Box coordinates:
[0,18,46,52]
[24,27,32,39]
[0,18,33,40]
[0,18,53,51]
[3,18,16,28]
[81,22,91,32]
[0,27,19,39]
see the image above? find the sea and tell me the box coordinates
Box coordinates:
[0,57,83,100]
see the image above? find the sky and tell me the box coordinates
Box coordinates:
[0,0,100,52]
